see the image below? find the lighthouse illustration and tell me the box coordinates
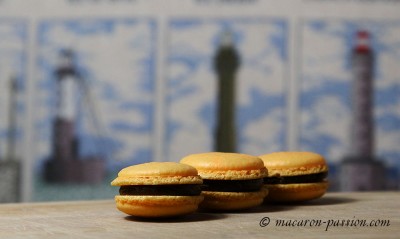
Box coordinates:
[43,49,105,184]
[213,30,241,153]
[350,30,374,157]
[0,73,21,202]
[339,30,386,191]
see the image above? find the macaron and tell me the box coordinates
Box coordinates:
[259,151,328,202]
[111,162,204,218]
[180,152,268,211]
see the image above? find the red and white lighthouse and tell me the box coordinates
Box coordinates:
[340,30,386,191]
[350,30,374,158]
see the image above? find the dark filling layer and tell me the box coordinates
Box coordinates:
[202,178,264,192]
[264,172,328,185]
[119,184,202,196]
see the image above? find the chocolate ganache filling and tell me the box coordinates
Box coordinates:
[119,184,202,196]
[264,172,328,185]
[202,178,264,192]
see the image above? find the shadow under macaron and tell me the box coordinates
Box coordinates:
[264,195,358,206]
[124,212,227,223]
[291,195,359,206]
[197,203,295,214]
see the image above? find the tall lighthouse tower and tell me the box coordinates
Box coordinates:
[351,30,374,158]
[0,74,21,202]
[214,30,241,153]
[44,49,105,184]
[339,30,386,191]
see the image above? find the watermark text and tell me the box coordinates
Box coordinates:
[259,216,390,231]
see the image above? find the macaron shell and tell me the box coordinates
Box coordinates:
[181,152,267,180]
[194,169,267,180]
[118,162,199,177]
[200,187,268,210]
[111,175,202,186]
[260,152,328,177]
[115,195,204,217]
[265,181,328,202]
[111,162,203,186]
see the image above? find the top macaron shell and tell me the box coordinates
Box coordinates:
[111,162,203,186]
[180,152,267,180]
[259,152,328,177]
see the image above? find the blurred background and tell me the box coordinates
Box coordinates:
[0,0,399,203]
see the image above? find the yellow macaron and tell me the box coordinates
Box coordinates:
[180,152,268,210]
[259,151,328,202]
[111,162,204,218]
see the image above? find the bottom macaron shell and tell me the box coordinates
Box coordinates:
[200,187,268,210]
[115,195,204,218]
[265,181,328,203]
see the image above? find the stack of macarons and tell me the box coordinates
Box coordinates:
[111,151,328,218]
